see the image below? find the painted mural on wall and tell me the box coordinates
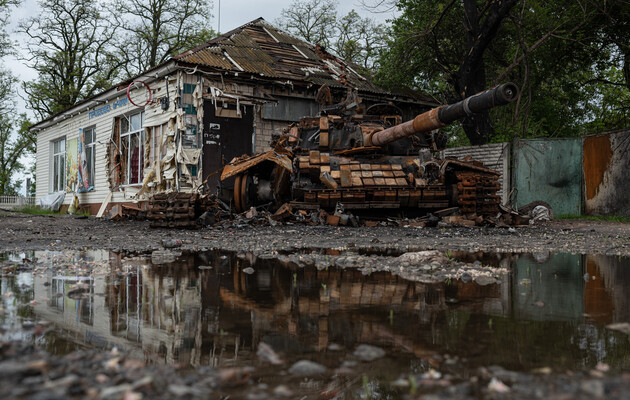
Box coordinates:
[65,139,78,193]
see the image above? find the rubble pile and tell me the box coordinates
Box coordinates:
[198,202,543,230]
[140,189,547,230]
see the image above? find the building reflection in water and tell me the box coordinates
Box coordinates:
[24,249,630,372]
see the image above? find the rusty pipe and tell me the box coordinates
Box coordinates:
[369,83,519,147]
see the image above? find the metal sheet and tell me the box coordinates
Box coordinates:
[513,138,582,216]
[220,151,293,180]
[584,130,630,217]
[262,96,320,122]
[202,102,254,189]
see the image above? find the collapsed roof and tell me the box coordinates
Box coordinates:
[174,18,435,105]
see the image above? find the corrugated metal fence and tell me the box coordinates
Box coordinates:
[446,130,630,217]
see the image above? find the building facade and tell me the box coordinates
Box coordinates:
[32,19,433,214]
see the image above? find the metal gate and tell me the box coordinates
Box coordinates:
[513,138,582,216]
[583,130,630,217]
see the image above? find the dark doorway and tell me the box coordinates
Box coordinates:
[202,101,254,192]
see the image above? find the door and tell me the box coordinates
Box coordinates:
[202,102,254,191]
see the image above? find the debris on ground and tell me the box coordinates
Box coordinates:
[136,191,540,230]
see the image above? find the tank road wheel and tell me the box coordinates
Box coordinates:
[234,175,243,212]
[233,173,253,213]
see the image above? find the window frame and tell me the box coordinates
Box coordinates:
[119,110,145,186]
[52,137,66,193]
[83,126,96,189]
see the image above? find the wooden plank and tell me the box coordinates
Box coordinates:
[96,191,113,218]
[309,150,320,165]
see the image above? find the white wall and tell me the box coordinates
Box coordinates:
[35,78,179,208]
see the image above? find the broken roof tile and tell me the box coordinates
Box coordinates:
[173,18,428,100]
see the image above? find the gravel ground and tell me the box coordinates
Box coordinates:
[2,210,630,399]
[1,210,630,256]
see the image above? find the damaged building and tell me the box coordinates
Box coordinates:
[32,18,434,215]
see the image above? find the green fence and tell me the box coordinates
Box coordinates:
[513,138,582,216]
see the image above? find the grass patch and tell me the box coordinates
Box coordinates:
[13,205,61,215]
[556,214,630,223]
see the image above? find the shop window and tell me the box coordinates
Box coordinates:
[52,138,66,192]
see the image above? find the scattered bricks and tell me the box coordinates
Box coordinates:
[443,215,476,227]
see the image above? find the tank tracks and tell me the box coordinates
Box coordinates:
[455,171,501,215]
[147,192,200,228]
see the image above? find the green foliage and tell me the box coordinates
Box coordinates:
[110,0,215,78]
[377,0,630,143]
[14,205,60,215]
[19,0,215,118]
[556,214,630,222]
[276,0,387,70]
[333,10,388,71]
[0,69,35,195]
[0,0,20,58]
[275,0,338,48]
[20,0,120,120]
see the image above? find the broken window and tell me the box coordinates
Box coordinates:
[120,111,145,185]
[52,138,66,192]
[150,123,167,164]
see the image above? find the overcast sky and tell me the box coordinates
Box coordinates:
[4,0,399,194]
[6,0,399,85]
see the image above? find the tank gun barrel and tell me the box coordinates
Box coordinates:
[369,83,519,146]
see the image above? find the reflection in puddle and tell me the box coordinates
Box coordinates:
[2,249,630,378]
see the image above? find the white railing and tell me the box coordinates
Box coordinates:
[0,195,36,209]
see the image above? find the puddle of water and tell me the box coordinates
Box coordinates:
[2,249,630,396]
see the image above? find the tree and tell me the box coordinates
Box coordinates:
[377,0,518,145]
[333,10,387,71]
[0,0,20,58]
[19,0,120,120]
[377,0,630,144]
[0,70,35,195]
[110,0,215,78]
[276,0,386,73]
[275,0,338,48]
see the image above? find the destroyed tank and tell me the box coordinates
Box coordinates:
[220,83,519,218]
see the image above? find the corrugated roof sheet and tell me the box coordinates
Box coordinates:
[174,18,427,100]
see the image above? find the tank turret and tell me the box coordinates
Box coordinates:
[369,83,518,146]
[221,84,519,216]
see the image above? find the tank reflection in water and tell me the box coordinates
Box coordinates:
[2,249,630,379]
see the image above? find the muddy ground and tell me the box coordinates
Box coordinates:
[1,210,630,256]
[2,210,630,399]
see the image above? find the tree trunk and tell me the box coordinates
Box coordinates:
[453,0,518,145]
